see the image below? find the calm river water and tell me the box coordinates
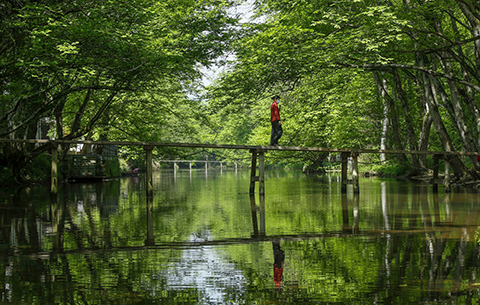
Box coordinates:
[0,168,480,304]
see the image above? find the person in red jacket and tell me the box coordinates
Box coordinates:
[270,95,283,146]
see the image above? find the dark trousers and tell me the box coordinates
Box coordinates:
[270,120,283,145]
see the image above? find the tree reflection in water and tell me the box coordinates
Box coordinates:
[0,171,479,303]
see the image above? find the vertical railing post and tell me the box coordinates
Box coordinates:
[145,145,154,198]
[341,152,348,194]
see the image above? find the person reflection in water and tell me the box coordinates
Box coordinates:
[272,240,285,289]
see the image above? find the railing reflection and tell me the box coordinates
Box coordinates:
[250,194,285,289]
[146,196,154,246]
[51,186,66,253]
[250,195,266,237]
[341,193,360,233]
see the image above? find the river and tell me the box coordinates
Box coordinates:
[0,168,479,304]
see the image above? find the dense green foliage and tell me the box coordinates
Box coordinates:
[3,0,480,182]
[1,0,239,182]
[205,0,480,176]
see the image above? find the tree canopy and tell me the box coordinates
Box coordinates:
[1,0,239,180]
[3,0,480,182]
[205,0,480,177]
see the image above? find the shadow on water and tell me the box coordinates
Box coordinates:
[0,170,480,303]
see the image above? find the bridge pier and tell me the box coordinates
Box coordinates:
[341,152,359,194]
[250,149,265,195]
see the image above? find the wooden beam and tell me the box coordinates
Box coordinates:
[4,139,480,157]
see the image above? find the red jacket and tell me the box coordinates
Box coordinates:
[271,101,281,122]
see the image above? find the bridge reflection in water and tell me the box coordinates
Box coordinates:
[0,171,480,304]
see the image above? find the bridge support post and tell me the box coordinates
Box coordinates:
[249,149,265,195]
[351,152,359,194]
[51,142,59,196]
[249,150,258,194]
[258,151,265,196]
[341,152,348,194]
[145,146,154,198]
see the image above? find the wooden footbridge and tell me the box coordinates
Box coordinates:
[2,139,478,196]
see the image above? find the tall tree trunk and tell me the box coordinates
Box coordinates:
[450,12,480,150]
[457,1,480,74]
[418,54,468,179]
[432,19,480,171]
[418,109,432,169]
[373,72,408,163]
[392,68,420,174]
